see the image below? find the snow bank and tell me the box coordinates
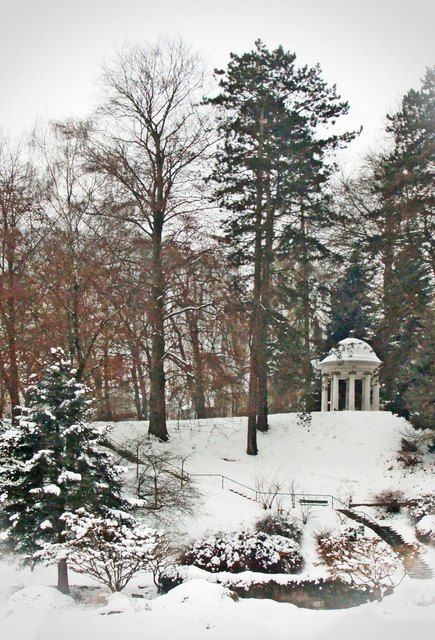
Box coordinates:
[0,411,433,640]
[3,585,74,617]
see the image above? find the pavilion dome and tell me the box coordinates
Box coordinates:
[319,337,381,368]
[317,336,382,411]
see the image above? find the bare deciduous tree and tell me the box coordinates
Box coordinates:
[0,135,42,420]
[85,39,212,441]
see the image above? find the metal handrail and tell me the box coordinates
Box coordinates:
[341,506,385,528]
[104,435,358,511]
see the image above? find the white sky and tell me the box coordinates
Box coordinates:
[0,0,434,168]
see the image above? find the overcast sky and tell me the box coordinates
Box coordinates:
[0,0,434,168]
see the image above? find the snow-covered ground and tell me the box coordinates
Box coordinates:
[1,411,434,639]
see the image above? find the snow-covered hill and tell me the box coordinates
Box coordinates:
[1,411,434,640]
[108,411,433,537]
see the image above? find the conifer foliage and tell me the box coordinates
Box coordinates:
[210,40,356,452]
[370,66,434,424]
[0,348,125,593]
[327,249,376,347]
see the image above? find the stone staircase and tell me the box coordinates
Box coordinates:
[228,488,256,501]
[337,508,433,580]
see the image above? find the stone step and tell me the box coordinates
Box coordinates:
[228,488,256,501]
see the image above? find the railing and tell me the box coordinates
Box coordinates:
[104,434,352,511]
[185,470,349,510]
[344,506,385,528]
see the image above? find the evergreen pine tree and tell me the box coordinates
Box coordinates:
[0,348,125,593]
[401,308,435,433]
[327,249,376,347]
[209,40,356,453]
[371,68,434,418]
[381,242,433,419]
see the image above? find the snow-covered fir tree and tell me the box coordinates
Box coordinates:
[0,348,126,593]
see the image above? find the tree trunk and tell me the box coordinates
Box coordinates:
[91,365,105,420]
[57,558,70,594]
[6,285,21,424]
[71,281,86,381]
[131,361,143,420]
[148,214,168,441]
[247,240,262,453]
[247,105,266,454]
[380,202,399,402]
[102,349,113,420]
[246,105,268,454]
[300,206,313,412]
[257,170,273,432]
[130,340,148,420]
[0,383,4,419]
[187,309,207,419]
[137,355,149,420]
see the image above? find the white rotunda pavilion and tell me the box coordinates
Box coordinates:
[317,337,382,411]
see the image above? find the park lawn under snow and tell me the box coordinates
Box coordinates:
[1,411,434,639]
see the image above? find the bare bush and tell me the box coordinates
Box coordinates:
[397,438,421,468]
[372,489,406,514]
[119,436,201,521]
[255,476,282,510]
[397,428,434,467]
[299,502,315,525]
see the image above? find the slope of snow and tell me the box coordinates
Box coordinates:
[109,411,432,534]
[1,411,434,640]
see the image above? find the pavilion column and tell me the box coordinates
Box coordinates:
[321,375,329,412]
[372,377,380,411]
[331,372,339,411]
[348,372,356,411]
[362,373,371,411]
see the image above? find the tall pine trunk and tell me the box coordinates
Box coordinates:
[257,171,273,432]
[300,207,313,411]
[247,206,263,454]
[246,106,266,455]
[380,203,399,404]
[247,301,260,455]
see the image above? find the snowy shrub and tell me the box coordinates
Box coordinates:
[157,565,186,594]
[316,529,404,601]
[181,529,303,574]
[40,509,169,592]
[415,515,435,545]
[255,514,303,544]
[407,493,435,523]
